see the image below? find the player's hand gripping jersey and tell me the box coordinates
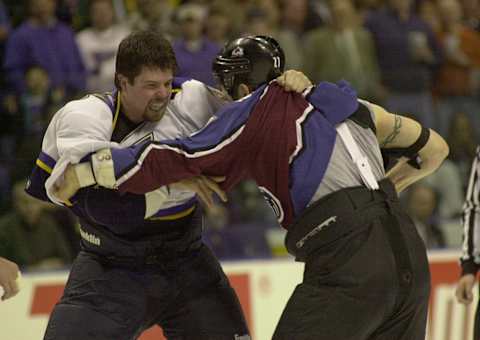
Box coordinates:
[92,80,365,229]
[26,78,225,236]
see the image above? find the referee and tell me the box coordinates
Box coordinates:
[456,147,480,339]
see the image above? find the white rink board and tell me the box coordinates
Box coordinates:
[0,251,475,340]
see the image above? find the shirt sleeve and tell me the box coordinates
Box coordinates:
[27,96,119,204]
[114,109,250,194]
[461,146,480,276]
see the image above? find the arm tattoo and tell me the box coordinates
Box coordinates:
[380,115,402,147]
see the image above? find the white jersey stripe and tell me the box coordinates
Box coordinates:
[289,104,314,164]
[116,125,246,186]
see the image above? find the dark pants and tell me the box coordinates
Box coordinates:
[475,285,480,340]
[43,245,249,340]
[274,181,431,340]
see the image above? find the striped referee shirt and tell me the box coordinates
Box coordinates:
[461,146,480,275]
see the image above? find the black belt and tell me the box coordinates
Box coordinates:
[286,178,399,261]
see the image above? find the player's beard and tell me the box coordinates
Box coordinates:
[143,98,170,122]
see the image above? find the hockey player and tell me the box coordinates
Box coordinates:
[55,35,449,339]
[26,30,250,340]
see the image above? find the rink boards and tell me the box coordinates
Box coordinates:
[0,250,474,340]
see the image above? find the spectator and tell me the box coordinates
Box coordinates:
[203,198,274,260]
[434,0,480,138]
[255,0,281,30]
[204,222,273,260]
[422,158,464,219]
[461,0,480,31]
[365,0,442,129]
[3,0,86,99]
[20,66,53,140]
[405,183,446,249]
[127,0,174,39]
[418,0,442,35]
[227,180,277,225]
[0,180,74,270]
[205,2,232,46]
[278,0,323,34]
[353,0,385,24]
[0,1,12,212]
[0,0,10,69]
[14,66,62,181]
[304,0,384,101]
[55,0,83,27]
[241,1,308,71]
[76,0,130,92]
[447,111,478,184]
[242,6,277,37]
[0,94,17,212]
[3,0,24,27]
[203,179,277,260]
[275,0,314,69]
[172,4,221,86]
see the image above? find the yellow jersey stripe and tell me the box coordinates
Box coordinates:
[148,205,195,221]
[36,159,73,206]
[36,159,53,174]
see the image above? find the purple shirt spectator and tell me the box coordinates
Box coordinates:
[173,39,221,87]
[4,21,86,95]
[365,8,442,92]
[0,1,10,32]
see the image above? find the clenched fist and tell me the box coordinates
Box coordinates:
[276,70,313,93]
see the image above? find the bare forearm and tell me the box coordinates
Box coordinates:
[386,129,449,192]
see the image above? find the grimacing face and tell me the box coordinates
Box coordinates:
[119,67,173,123]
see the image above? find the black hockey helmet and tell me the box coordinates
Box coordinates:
[212,35,285,98]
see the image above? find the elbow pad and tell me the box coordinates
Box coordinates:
[381,127,430,170]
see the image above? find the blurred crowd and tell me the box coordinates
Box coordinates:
[0,0,478,269]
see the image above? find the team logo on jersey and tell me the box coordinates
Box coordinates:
[231,46,244,57]
[79,227,101,246]
[258,186,284,223]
